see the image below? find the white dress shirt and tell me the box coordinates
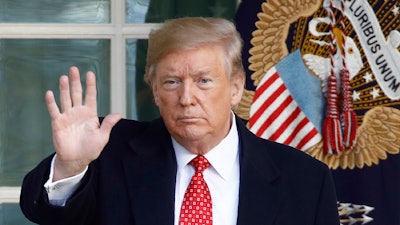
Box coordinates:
[173,115,240,225]
[44,114,240,225]
[44,155,87,206]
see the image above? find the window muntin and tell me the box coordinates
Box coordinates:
[0,1,237,224]
[0,0,110,23]
[0,39,110,187]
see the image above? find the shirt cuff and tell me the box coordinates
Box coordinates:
[44,155,88,206]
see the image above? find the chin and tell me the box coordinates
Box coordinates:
[175,127,209,141]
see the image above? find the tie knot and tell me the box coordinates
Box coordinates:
[190,155,210,173]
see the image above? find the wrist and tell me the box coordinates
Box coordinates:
[53,157,88,181]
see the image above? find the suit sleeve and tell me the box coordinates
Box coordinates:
[20,154,97,225]
[314,166,341,225]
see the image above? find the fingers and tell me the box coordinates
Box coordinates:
[69,66,83,106]
[59,75,72,112]
[45,90,61,120]
[85,71,97,110]
[58,66,98,112]
[100,113,122,135]
[59,66,82,112]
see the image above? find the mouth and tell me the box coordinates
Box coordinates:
[177,116,202,123]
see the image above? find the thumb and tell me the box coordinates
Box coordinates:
[100,113,122,135]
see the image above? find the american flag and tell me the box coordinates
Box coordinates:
[248,50,324,151]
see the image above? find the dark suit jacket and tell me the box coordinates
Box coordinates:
[20,116,340,225]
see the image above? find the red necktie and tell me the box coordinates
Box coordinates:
[179,155,213,225]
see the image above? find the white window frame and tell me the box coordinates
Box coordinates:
[0,0,158,204]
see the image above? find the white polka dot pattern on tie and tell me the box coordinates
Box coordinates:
[179,155,212,225]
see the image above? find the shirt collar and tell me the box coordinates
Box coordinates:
[173,112,239,181]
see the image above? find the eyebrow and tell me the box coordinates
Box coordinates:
[189,69,212,77]
[162,69,212,78]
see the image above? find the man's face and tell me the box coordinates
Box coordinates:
[151,45,244,153]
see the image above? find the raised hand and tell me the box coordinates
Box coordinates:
[46,66,121,181]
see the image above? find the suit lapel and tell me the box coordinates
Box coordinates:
[119,117,283,225]
[122,119,177,225]
[236,117,283,225]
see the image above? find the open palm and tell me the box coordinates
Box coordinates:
[46,67,121,180]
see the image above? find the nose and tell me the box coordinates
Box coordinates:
[179,81,195,106]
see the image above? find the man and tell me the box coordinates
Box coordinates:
[20,17,340,225]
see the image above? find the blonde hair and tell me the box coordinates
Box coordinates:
[144,17,245,84]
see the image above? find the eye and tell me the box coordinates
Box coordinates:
[197,77,213,88]
[165,80,177,85]
[199,78,211,84]
[163,79,180,89]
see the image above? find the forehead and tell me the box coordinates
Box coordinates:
[155,45,227,75]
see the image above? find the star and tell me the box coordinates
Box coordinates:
[363,72,374,83]
[393,5,399,16]
[352,90,361,101]
[370,87,381,99]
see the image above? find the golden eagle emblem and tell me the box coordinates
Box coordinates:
[235,0,400,170]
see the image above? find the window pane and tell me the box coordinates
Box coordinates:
[126,38,159,120]
[0,0,110,23]
[126,0,237,24]
[0,204,35,225]
[0,39,110,186]
[126,0,150,23]
[133,0,237,23]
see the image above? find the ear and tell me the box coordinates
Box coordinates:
[230,74,245,106]
[151,82,161,107]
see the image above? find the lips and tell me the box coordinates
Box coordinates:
[177,116,202,122]
[178,117,198,121]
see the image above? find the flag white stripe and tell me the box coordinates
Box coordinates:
[288,120,319,147]
[260,95,296,139]
[273,110,307,143]
[301,132,322,150]
[249,81,289,133]
[250,73,282,113]
[249,68,322,151]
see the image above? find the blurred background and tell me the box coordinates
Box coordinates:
[0,0,238,224]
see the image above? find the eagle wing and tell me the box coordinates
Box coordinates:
[307,107,400,169]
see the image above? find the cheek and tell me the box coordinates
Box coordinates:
[155,92,177,109]
[207,94,231,113]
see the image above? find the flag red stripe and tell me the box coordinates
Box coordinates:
[252,72,279,102]
[283,117,309,145]
[255,93,293,137]
[249,83,286,127]
[249,68,321,151]
[268,101,301,141]
[296,128,319,150]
